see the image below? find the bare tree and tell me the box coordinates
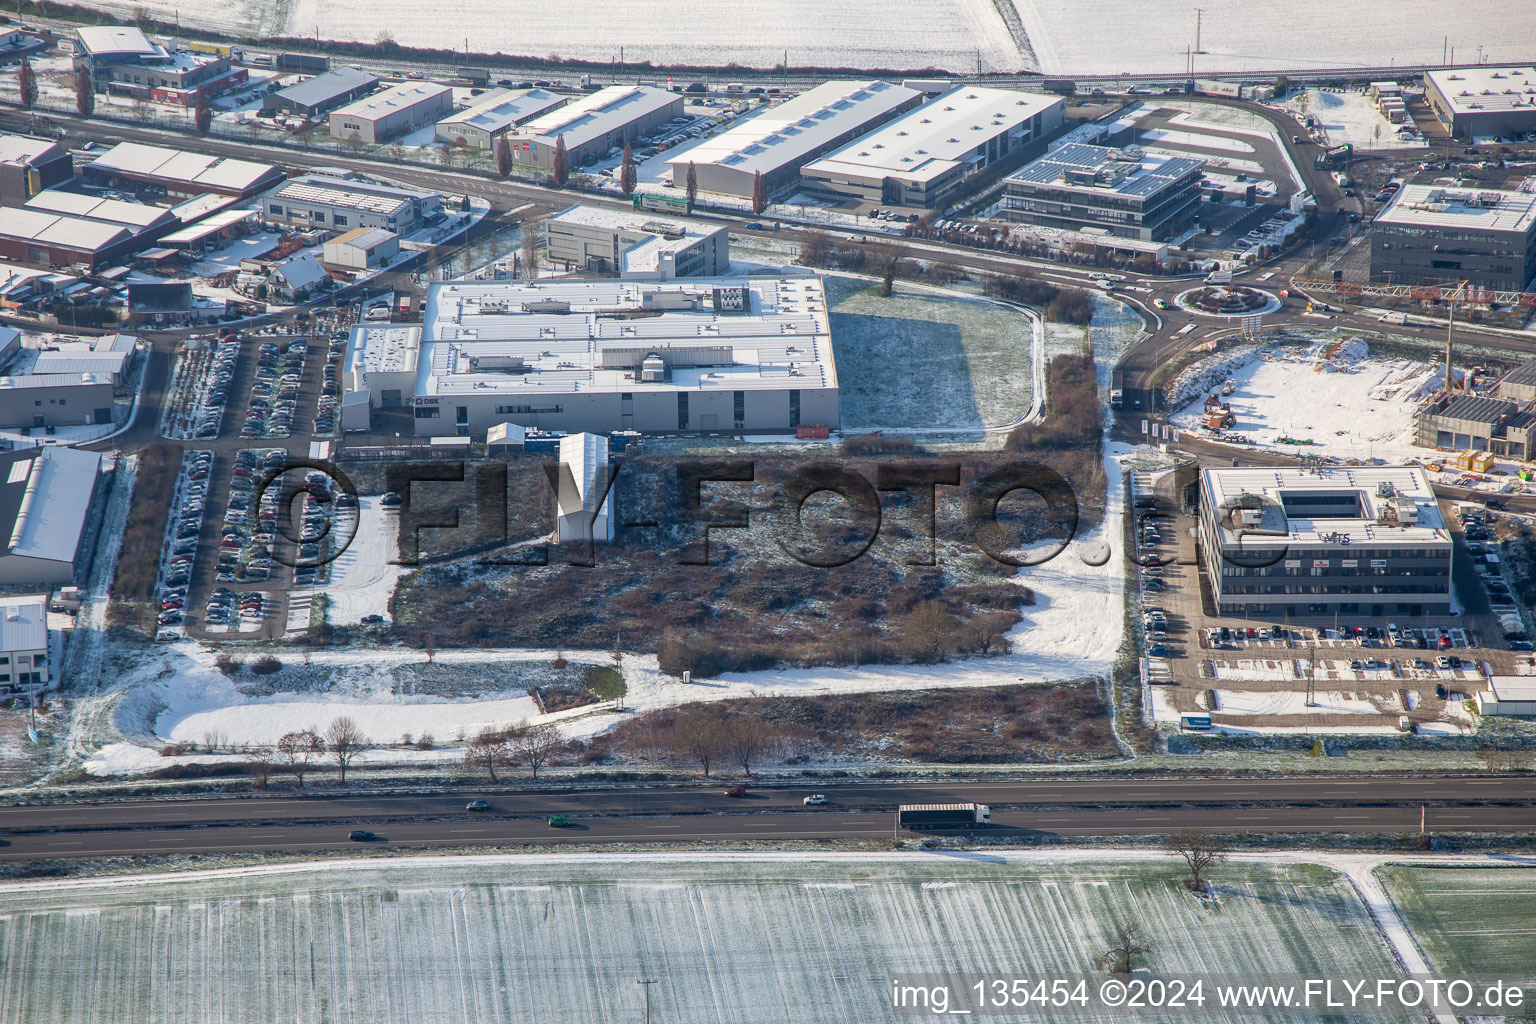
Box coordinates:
[325,716,368,786]
[902,601,957,663]
[1099,919,1153,975]
[671,709,728,777]
[464,728,511,782]
[797,231,829,267]
[509,723,562,781]
[724,715,780,776]
[1163,831,1227,894]
[276,729,323,788]
[961,611,1016,655]
[522,223,540,280]
[17,58,36,110]
[244,746,276,790]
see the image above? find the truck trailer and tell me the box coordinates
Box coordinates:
[897,803,992,830]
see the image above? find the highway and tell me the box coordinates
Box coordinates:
[2,777,1532,860]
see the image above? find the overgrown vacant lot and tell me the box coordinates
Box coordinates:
[1377,865,1536,978]
[0,855,1412,1024]
[391,442,1103,676]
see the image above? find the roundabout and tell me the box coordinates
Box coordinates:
[1176,284,1283,317]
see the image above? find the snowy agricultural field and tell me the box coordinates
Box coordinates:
[1169,338,1438,462]
[1377,865,1536,980]
[0,852,1419,1024]
[1279,89,1426,151]
[827,275,1038,438]
[1011,0,1536,75]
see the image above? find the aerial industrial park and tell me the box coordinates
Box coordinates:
[1,5,1536,1022]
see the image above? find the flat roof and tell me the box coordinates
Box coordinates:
[29,350,131,377]
[86,142,282,192]
[1425,66,1536,116]
[548,203,722,274]
[803,87,1061,187]
[0,595,46,653]
[331,81,451,123]
[0,133,64,166]
[0,446,100,566]
[0,207,132,251]
[75,25,158,58]
[1201,465,1448,546]
[24,191,175,231]
[1486,677,1536,702]
[1500,358,1536,388]
[1438,394,1519,424]
[669,80,922,178]
[1008,142,1205,199]
[157,207,259,245]
[513,86,677,151]
[268,174,434,217]
[327,226,397,250]
[1375,183,1536,235]
[272,67,380,109]
[347,324,421,376]
[418,276,835,397]
[438,88,567,135]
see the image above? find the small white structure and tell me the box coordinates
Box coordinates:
[322,226,400,271]
[555,432,614,544]
[487,421,527,453]
[1476,678,1536,717]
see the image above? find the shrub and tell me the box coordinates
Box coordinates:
[250,654,282,675]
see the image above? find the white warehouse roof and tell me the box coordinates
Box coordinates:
[1375,183,1536,235]
[85,142,281,193]
[669,80,922,179]
[1201,465,1448,546]
[75,25,159,58]
[802,86,1063,187]
[331,81,451,123]
[0,447,101,566]
[438,88,567,135]
[0,595,46,653]
[513,86,677,151]
[1425,66,1536,115]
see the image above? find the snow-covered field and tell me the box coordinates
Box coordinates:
[59,0,1536,75]
[295,498,407,625]
[1170,339,1438,462]
[1011,0,1536,75]
[0,852,1418,1024]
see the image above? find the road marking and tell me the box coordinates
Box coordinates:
[448,829,484,834]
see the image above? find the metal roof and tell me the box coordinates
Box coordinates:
[157,207,259,245]
[268,174,431,217]
[86,142,282,192]
[330,81,450,123]
[438,88,567,135]
[0,446,100,566]
[271,67,380,109]
[24,191,175,231]
[0,207,132,251]
[0,596,46,653]
[74,25,159,58]
[670,80,922,178]
[272,254,329,290]
[1008,142,1205,199]
[802,86,1062,187]
[514,86,678,151]
[29,351,130,377]
[0,133,64,166]
[1439,394,1519,424]
[326,226,396,250]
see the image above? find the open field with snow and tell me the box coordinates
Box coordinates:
[1170,338,1438,462]
[1377,865,1536,979]
[1279,89,1425,151]
[0,852,1417,1024]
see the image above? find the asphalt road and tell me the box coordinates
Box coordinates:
[2,777,1532,860]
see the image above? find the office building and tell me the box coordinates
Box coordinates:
[0,595,49,695]
[1423,67,1536,140]
[436,88,567,149]
[1371,183,1536,292]
[73,27,245,105]
[800,86,1065,208]
[1000,142,1205,241]
[544,204,729,279]
[1198,465,1452,619]
[329,82,454,145]
[263,173,443,234]
[505,86,681,171]
[669,80,923,200]
[345,276,837,436]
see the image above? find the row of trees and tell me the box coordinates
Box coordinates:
[245,717,370,788]
[625,705,795,777]
[462,723,564,782]
[22,59,212,131]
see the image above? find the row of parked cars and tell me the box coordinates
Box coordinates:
[205,587,267,630]
[217,449,288,585]
[312,333,347,435]
[156,450,217,640]
[292,471,357,588]
[191,336,241,440]
[243,338,309,439]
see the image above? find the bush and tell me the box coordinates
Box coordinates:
[159,741,198,756]
[213,653,243,675]
[249,654,282,675]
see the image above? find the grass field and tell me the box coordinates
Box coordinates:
[1377,865,1536,979]
[0,854,1414,1023]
